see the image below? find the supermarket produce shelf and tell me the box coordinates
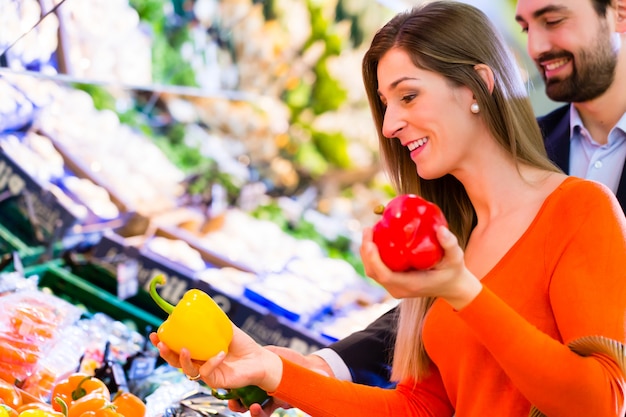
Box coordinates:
[23,261,163,331]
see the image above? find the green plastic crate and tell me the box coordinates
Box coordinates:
[65,260,169,321]
[0,221,67,267]
[0,221,41,258]
[23,262,163,332]
[0,198,46,246]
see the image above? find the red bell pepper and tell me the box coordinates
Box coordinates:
[372,194,448,271]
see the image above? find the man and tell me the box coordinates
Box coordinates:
[524,0,626,213]
[237,0,626,414]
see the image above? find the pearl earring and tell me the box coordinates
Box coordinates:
[470,102,480,114]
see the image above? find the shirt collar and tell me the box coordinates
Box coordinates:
[568,103,626,145]
[569,104,585,141]
[616,111,626,137]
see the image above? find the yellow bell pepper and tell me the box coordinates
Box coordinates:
[18,409,64,417]
[1,405,14,417]
[149,275,233,360]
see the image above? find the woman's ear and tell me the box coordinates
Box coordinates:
[473,64,495,95]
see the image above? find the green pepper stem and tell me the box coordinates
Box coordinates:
[149,274,175,314]
[373,204,385,215]
[55,397,69,417]
[70,376,92,400]
[211,388,236,400]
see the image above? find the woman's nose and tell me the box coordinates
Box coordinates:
[382,108,405,139]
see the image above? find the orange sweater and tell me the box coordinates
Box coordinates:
[270,177,626,417]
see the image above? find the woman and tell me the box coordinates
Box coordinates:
[151,1,626,416]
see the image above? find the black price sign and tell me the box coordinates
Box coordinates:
[0,150,80,243]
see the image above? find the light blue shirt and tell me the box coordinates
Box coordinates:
[569,104,626,194]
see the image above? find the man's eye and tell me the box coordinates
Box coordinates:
[519,17,564,33]
[545,18,564,27]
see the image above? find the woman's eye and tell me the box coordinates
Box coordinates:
[401,94,416,103]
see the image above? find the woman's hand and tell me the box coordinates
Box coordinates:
[361,225,482,310]
[226,346,334,415]
[226,346,333,415]
[150,324,283,392]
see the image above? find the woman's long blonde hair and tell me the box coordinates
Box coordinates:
[361,1,561,381]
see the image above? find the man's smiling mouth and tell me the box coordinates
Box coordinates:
[542,57,570,72]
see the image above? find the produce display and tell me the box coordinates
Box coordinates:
[55,0,151,85]
[0,267,148,400]
[0,287,83,397]
[50,373,112,412]
[0,1,404,417]
[0,262,270,417]
[0,371,146,417]
[52,372,147,417]
[32,85,186,216]
[0,0,59,72]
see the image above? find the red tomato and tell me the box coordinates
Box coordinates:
[372,194,448,271]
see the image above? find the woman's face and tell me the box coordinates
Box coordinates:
[377,48,479,180]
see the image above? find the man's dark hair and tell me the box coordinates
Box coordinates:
[592,0,614,16]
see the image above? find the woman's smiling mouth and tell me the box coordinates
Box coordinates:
[407,137,429,151]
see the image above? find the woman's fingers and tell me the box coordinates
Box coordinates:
[150,332,182,367]
[436,225,451,244]
[360,227,388,280]
[436,225,461,261]
[150,332,218,382]
[248,403,274,417]
[228,399,248,413]
[179,348,201,380]
[198,351,226,379]
[360,224,472,299]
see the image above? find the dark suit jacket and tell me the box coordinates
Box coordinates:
[538,104,626,213]
[329,105,626,387]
